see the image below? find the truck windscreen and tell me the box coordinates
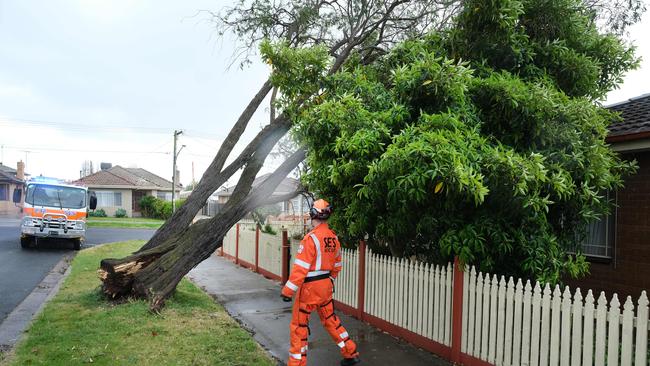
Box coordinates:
[26,184,86,209]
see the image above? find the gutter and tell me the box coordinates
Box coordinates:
[606,131,650,143]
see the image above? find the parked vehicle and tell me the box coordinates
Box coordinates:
[13,176,97,250]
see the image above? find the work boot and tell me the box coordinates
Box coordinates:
[340,357,360,366]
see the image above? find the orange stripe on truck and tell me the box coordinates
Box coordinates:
[23,207,87,220]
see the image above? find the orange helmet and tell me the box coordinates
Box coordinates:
[309,199,332,220]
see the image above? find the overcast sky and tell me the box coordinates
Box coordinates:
[1,1,649,186]
[0,0,271,186]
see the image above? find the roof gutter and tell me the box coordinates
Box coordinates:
[607,132,650,153]
[606,131,650,143]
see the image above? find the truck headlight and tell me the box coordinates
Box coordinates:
[75,221,84,230]
[21,217,34,227]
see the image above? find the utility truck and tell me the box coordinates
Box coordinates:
[13,177,97,250]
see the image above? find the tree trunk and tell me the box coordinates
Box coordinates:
[99,149,306,311]
[98,0,469,312]
[139,79,275,251]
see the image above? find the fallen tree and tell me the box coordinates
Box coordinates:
[99,0,465,311]
[99,0,646,310]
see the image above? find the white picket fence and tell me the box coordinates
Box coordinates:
[331,247,649,365]
[334,246,454,346]
[220,222,285,279]
[461,267,649,366]
[333,248,359,308]
[218,223,650,365]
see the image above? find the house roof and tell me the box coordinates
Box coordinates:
[75,165,180,190]
[607,93,650,141]
[0,163,17,175]
[0,169,23,184]
[214,174,300,198]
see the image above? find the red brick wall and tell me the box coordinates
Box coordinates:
[570,151,650,300]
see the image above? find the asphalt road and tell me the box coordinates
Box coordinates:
[0,218,155,323]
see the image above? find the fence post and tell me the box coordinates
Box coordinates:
[255,225,260,273]
[281,230,290,284]
[358,240,366,320]
[451,256,464,363]
[235,223,240,265]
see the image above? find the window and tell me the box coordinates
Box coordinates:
[25,184,86,208]
[95,191,122,207]
[579,192,615,259]
[157,191,172,201]
[581,215,615,259]
[0,184,8,201]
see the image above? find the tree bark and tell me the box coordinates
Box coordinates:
[99,149,306,311]
[100,0,449,310]
[139,79,274,251]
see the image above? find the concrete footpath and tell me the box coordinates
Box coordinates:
[188,255,451,366]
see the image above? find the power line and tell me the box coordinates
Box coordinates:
[183,135,219,152]
[0,117,171,134]
[2,145,171,155]
[0,116,225,139]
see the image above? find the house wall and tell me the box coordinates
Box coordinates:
[570,150,650,300]
[93,188,133,217]
[0,182,23,217]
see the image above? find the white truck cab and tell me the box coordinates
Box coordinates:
[14,177,97,250]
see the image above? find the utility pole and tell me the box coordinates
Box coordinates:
[171,130,184,213]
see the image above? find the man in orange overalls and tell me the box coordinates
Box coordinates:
[281,199,361,366]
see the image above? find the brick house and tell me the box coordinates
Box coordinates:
[571,93,650,299]
[75,164,181,217]
[0,161,26,217]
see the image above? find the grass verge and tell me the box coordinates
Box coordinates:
[86,217,164,229]
[3,240,275,366]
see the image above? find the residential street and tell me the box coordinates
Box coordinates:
[0,218,155,323]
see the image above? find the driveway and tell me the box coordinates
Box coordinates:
[0,218,155,323]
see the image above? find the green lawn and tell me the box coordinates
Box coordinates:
[86,217,164,229]
[3,241,275,366]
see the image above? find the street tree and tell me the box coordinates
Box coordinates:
[295,0,641,284]
[99,0,465,311]
[99,0,645,309]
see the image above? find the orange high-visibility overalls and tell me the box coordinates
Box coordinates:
[281,222,358,366]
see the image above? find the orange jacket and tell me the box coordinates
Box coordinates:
[282,222,343,297]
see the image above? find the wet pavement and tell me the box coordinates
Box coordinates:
[188,255,451,366]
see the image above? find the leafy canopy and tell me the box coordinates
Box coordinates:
[289,0,639,283]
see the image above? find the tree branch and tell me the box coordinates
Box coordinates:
[243,148,307,212]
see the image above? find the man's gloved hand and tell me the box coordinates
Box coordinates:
[281,294,292,302]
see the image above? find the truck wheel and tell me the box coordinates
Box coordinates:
[20,236,33,249]
[73,238,82,251]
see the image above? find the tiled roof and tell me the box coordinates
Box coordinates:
[607,93,650,139]
[126,168,181,189]
[0,163,29,177]
[75,165,179,190]
[0,163,16,174]
[0,169,23,184]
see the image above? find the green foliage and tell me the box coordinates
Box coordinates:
[114,208,128,218]
[294,0,638,283]
[139,195,184,220]
[139,195,157,218]
[88,209,107,218]
[448,0,640,100]
[262,224,278,235]
[260,40,329,117]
